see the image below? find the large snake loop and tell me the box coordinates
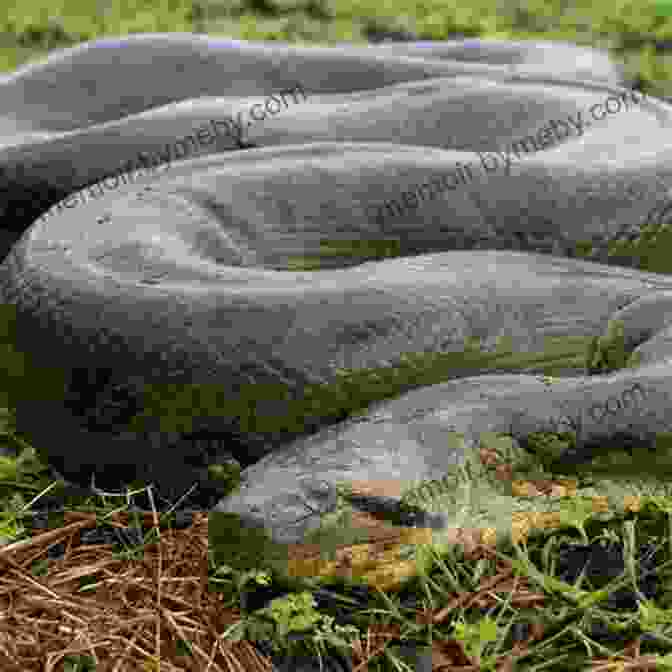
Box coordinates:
[2,34,672,545]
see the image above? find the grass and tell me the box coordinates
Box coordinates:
[212,441,672,671]
[7,421,672,670]
[1,0,672,668]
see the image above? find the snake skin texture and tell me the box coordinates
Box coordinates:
[0,34,671,543]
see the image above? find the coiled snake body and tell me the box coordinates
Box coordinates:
[1,34,672,542]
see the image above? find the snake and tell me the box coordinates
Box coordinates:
[2,34,672,546]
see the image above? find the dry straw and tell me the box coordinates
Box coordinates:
[0,507,276,672]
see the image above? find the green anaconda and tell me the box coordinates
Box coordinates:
[0,35,671,567]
